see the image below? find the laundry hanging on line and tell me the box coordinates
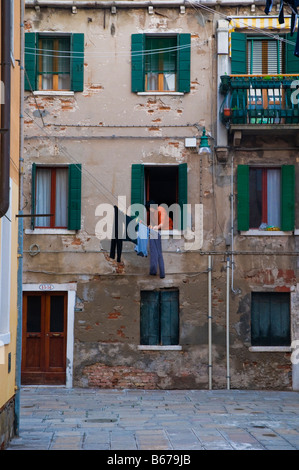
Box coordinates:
[109,205,138,262]
[135,222,149,257]
[264,0,299,56]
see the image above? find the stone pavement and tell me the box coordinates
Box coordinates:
[6,386,299,451]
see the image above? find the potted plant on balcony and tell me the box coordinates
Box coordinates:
[261,76,281,89]
[220,74,230,93]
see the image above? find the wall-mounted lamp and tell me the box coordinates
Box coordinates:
[198,127,212,156]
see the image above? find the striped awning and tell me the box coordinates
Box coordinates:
[229,16,295,56]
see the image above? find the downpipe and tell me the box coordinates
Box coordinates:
[226,256,230,390]
[0,0,11,218]
[15,0,25,437]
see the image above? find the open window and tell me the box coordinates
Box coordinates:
[131,163,188,230]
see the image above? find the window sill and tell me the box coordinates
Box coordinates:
[25,228,77,235]
[249,346,291,352]
[240,230,293,236]
[0,332,11,346]
[33,91,75,97]
[137,92,184,96]
[138,345,182,351]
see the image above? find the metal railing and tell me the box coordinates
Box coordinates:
[219,75,299,126]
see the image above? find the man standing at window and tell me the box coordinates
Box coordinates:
[146,200,173,231]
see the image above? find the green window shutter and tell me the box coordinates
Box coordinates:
[131,164,145,218]
[237,165,249,231]
[281,165,295,231]
[285,33,299,73]
[231,32,247,74]
[68,164,82,230]
[71,33,84,92]
[25,32,37,91]
[251,293,290,346]
[178,163,188,229]
[160,290,179,345]
[131,34,145,92]
[31,163,37,229]
[177,33,191,93]
[140,291,160,345]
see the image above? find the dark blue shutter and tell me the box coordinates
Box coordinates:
[160,290,179,345]
[140,291,160,345]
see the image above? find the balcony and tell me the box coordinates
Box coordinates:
[219,75,299,135]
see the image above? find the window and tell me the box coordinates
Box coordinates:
[38,36,71,91]
[249,167,281,229]
[25,33,84,92]
[247,37,284,75]
[230,32,298,75]
[32,164,82,230]
[251,292,290,346]
[131,33,191,93]
[145,36,177,92]
[237,165,295,232]
[131,163,188,229]
[140,290,179,345]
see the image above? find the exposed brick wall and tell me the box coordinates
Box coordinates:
[83,363,158,389]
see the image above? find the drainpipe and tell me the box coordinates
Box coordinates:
[208,255,212,390]
[0,0,11,218]
[226,256,230,390]
[15,0,25,437]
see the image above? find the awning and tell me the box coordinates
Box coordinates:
[229,16,296,56]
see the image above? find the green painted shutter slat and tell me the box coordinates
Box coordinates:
[281,165,295,231]
[131,164,145,218]
[231,32,247,74]
[71,33,84,92]
[178,163,188,229]
[160,291,179,345]
[31,163,37,229]
[140,291,160,345]
[25,33,37,91]
[68,164,82,230]
[178,33,191,93]
[285,33,299,73]
[131,34,145,92]
[237,165,249,231]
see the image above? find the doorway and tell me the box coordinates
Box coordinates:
[22,291,67,385]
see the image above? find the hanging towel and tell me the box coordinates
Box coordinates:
[149,230,165,279]
[135,222,149,257]
[110,206,138,262]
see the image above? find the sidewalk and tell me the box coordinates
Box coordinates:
[6,386,299,451]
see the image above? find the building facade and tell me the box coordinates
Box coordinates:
[22,0,298,391]
[0,0,23,450]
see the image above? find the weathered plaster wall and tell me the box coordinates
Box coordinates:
[23,4,298,390]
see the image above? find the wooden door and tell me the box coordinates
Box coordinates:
[22,292,67,385]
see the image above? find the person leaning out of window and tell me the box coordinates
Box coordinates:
[146,200,173,231]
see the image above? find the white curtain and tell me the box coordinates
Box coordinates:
[163,73,175,91]
[55,169,68,227]
[267,169,281,228]
[41,39,53,90]
[36,169,51,227]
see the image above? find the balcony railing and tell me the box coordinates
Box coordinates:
[219,75,299,126]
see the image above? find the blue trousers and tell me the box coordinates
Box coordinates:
[149,232,165,279]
